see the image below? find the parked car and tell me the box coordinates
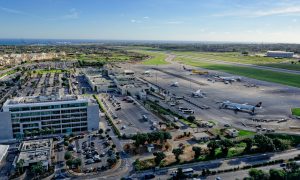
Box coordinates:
[85,159,95,165]
[144,174,155,179]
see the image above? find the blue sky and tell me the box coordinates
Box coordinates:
[0,0,300,43]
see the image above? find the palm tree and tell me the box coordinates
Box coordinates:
[50,128,55,135]
[39,129,45,136]
[24,130,30,137]
[32,130,38,136]
[16,159,25,174]
[45,128,50,135]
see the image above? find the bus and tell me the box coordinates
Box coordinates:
[182,109,194,114]
[182,168,194,174]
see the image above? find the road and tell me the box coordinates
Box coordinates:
[130,148,300,179]
[207,164,281,180]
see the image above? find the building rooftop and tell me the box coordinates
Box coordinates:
[17,139,53,167]
[193,132,210,138]
[18,150,50,163]
[21,139,52,151]
[267,51,294,53]
[226,128,239,133]
[3,95,88,106]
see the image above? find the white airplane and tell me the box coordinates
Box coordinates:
[219,101,262,115]
[143,70,151,75]
[171,82,179,87]
[192,89,205,98]
[219,76,241,83]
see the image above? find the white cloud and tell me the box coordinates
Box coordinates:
[62,8,79,19]
[252,6,300,17]
[166,21,184,24]
[0,6,25,15]
[130,19,142,23]
[213,6,300,18]
[143,16,149,19]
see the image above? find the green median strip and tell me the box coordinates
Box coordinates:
[176,57,300,88]
[0,69,17,78]
[93,95,121,137]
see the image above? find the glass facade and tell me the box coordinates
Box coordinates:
[10,102,89,138]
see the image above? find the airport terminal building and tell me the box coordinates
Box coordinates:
[266,51,294,58]
[0,95,100,141]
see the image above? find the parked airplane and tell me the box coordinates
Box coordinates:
[219,101,262,115]
[192,89,205,98]
[171,82,179,87]
[183,66,193,71]
[218,76,241,83]
[143,70,151,75]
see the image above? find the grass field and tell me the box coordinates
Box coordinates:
[174,51,291,64]
[291,108,300,116]
[176,57,300,88]
[130,50,169,65]
[238,130,256,137]
[263,63,300,71]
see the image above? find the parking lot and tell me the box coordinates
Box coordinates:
[101,94,162,135]
[71,133,117,173]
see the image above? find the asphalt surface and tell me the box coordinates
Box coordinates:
[131,148,300,180]
[131,59,300,134]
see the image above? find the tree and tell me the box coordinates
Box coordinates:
[273,138,288,151]
[107,157,117,167]
[243,138,253,152]
[31,162,44,176]
[248,168,269,180]
[254,134,275,152]
[174,168,186,180]
[207,140,219,156]
[192,146,202,159]
[187,116,196,123]
[269,168,286,180]
[66,159,73,167]
[98,128,104,134]
[153,151,166,166]
[64,151,72,160]
[220,139,234,156]
[172,148,183,162]
[73,158,82,168]
[16,159,25,174]
[133,133,148,146]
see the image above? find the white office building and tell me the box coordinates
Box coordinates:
[0,95,100,141]
[266,51,294,58]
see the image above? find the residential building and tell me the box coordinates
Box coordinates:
[0,95,100,141]
[193,132,211,142]
[225,128,239,137]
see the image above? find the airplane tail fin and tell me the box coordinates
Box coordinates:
[255,102,262,107]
